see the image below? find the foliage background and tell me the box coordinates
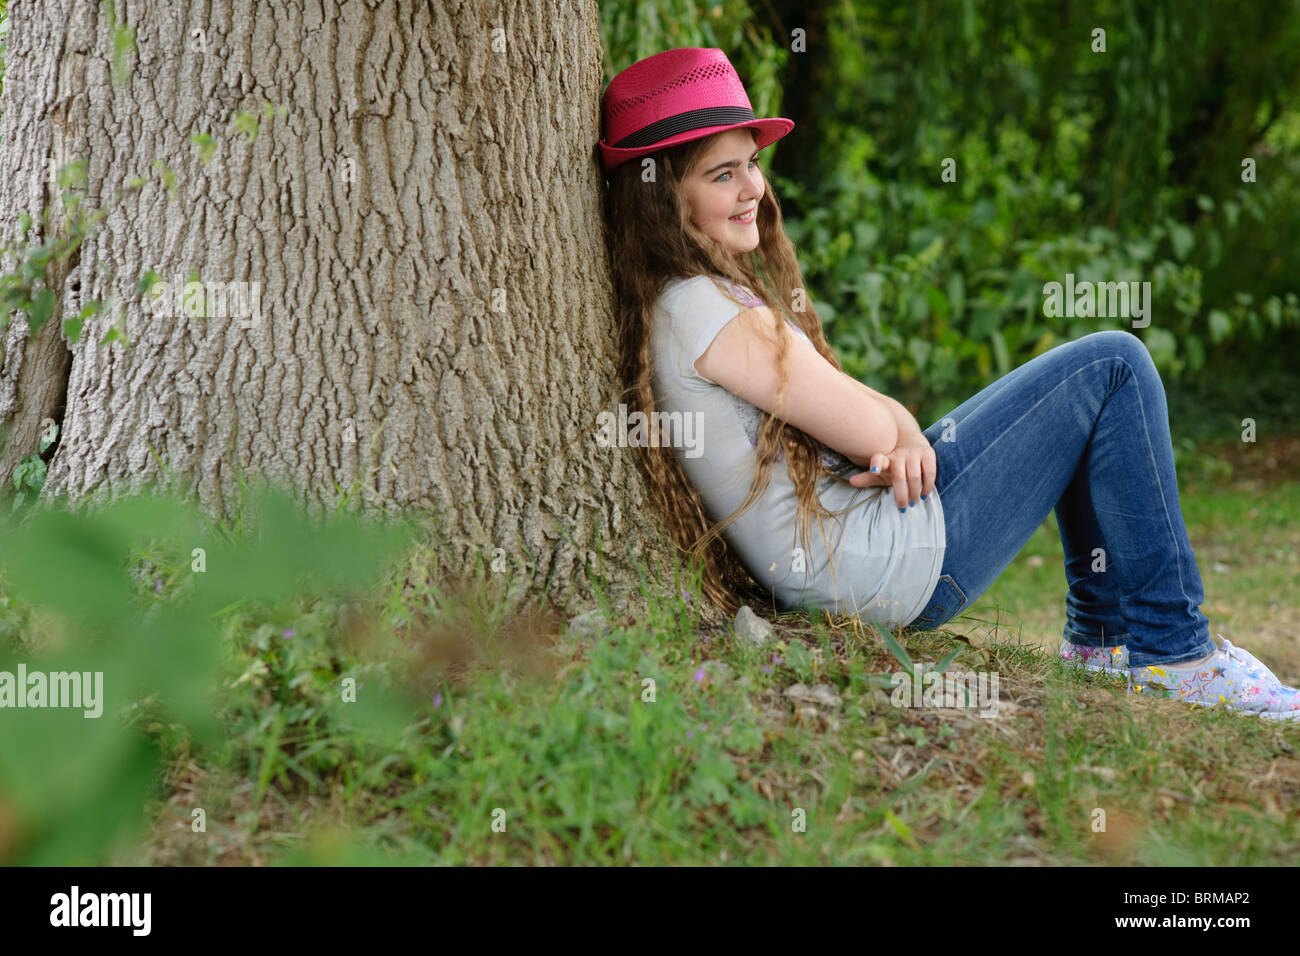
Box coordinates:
[601,0,1300,433]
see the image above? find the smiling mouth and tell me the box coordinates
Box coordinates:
[728,208,756,223]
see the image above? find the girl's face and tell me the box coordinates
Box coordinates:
[681,129,764,255]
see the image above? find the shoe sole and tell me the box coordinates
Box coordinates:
[1061,649,1128,674]
[1069,661,1127,674]
[1129,684,1300,721]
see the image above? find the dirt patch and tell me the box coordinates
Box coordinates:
[1197,433,1300,491]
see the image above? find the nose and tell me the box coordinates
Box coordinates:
[738,163,763,200]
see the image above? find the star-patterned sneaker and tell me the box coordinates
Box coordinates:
[1060,639,1129,673]
[1128,634,1300,721]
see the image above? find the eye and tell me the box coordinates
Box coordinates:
[715,158,759,183]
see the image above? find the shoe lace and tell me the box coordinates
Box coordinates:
[1218,636,1281,688]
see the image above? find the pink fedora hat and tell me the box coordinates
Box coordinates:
[598,47,794,179]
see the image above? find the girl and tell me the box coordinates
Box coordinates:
[598,47,1299,721]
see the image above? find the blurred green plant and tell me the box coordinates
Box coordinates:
[0,481,419,864]
[778,157,1300,426]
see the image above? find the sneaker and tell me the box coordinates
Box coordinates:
[1060,639,1129,673]
[1128,634,1300,721]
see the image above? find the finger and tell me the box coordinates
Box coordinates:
[850,467,888,488]
[869,453,888,477]
[922,450,936,498]
[906,454,922,505]
[891,459,909,512]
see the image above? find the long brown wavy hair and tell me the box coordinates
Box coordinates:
[602,128,857,616]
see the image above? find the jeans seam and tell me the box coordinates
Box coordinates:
[1121,353,1203,641]
[916,574,965,627]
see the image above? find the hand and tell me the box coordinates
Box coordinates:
[847,433,936,510]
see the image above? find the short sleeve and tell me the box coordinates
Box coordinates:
[663,275,764,387]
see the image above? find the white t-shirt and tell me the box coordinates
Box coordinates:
[649,273,946,628]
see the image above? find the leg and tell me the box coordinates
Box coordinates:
[907,345,1129,649]
[1055,462,1132,649]
[907,331,1215,669]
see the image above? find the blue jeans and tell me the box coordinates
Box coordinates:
[907,330,1217,668]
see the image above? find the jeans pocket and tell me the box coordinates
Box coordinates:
[909,574,967,630]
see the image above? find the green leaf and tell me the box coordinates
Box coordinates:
[153,160,177,198]
[62,316,84,344]
[1168,223,1194,261]
[989,328,1010,375]
[136,268,161,294]
[108,6,137,88]
[37,420,58,454]
[26,288,56,335]
[946,272,965,321]
[883,808,919,849]
[1207,309,1231,344]
[190,133,216,165]
[880,627,914,673]
[1141,326,1178,357]
[231,109,259,143]
[935,646,963,674]
[1223,201,1239,230]
[11,453,45,492]
[100,320,130,348]
[55,159,87,191]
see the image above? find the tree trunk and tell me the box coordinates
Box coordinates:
[767,0,832,219]
[0,0,693,621]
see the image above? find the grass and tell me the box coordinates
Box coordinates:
[3,409,1298,866]
[141,438,1300,865]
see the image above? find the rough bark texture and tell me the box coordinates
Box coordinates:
[0,0,694,621]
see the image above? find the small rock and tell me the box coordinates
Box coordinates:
[567,608,609,641]
[808,683,842,709]
[734,605,775,646]
[1026,555,1045,568]
[785,682,842,709]
[1078,765,1118,783]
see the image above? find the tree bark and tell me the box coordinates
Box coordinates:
[0,0,692,621]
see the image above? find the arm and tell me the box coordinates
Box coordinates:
[693,305,899,466]
[852,380,925,446]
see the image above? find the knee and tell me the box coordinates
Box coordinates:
[1082,329,1156,374]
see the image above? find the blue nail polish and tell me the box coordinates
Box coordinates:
[898,507,906,514]
[909,501,915,508]
[921,494,928,501]
[871,466,878,473]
